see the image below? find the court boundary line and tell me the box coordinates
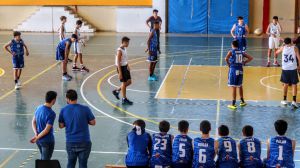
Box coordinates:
[0,68,5,77]
[154,64,174,98]
[0,150,19,168]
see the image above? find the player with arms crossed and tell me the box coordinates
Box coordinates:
[238,125,262,168]
[192,120,216,168]
[265,120,296,168]
[276,37,300,108]
[231,16,249,51]
[150,120,173,168]
[266,16,282,67]
[172,120,193,168]
[225,40,253,110]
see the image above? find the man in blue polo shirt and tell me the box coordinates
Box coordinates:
[31,91,57,160]
[59,89,96,168]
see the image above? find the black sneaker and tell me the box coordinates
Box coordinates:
[112,90,120,100]
[122,98,133,105]
[68,58,73,63]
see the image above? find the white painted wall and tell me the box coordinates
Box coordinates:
[15,7,94,32]
[116,0,166,32]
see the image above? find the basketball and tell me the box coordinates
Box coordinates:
[254,28,263,36]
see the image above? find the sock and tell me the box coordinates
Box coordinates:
[241,98,245,103]
[232,100,236,106]
[293,96,296,102]
[73,63,76,67]
[80,64,84,68]
[14,80,18,84]
[63,72,67,76]
[284,96,287,101]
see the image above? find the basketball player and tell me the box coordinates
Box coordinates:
[266,16,282,67]
[231,16,249,51]
[265,120,296,168]
[238,125,263,168]
[215,125,238,168]
[192,120,216,168]
[276,37,300,108]
[58,16,72,63]
[150,120,173,168]
[112,37,133,105]
[225,40,253,110]
[172,120,193,168]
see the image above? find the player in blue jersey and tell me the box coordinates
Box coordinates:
[4,31,29,90]
[238,125,262,168]
[150,120,173,168]
[225,40,253,110]
[126,119,152,168]
[172,120,193,168]
[146,21,160,81]
[231,16,249,51]
[215,125,238,168]
[265,120,296,168]
[193,120,216,168]
[56,34,77,81]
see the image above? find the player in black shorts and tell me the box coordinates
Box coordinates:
[112,37,133,105]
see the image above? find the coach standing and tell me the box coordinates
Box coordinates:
[59,89,96,168]
[146,9,162,54]
[31,91,57,160]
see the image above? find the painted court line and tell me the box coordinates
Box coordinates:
[154,63,174,98]
[0,150,19,168]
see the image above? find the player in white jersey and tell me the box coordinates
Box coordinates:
[266,16,282,67]
[276,38,300,108]
[72,20,89,72]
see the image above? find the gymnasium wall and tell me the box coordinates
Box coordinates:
[270,0,295,33]
[248,0,263,32]
[0,6,39,30]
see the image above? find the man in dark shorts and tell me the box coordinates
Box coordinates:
[276,37,300,108]
[146,9,162,54]
[112,37,133,105]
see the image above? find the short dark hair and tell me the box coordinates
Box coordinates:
[284,37,292,45]
[178,120,189,133]
[45,91,57,103]
[122,36,130,43]
[76,20,83,25]
[71,34,78,40]
[200,120,211,134]
[133,119,146,129]
[153,9,158,13]
[60,16,67,21]
[273,16,279,20]
[218,125,229,136]
[237,16,244,20]
[159,120,170,133]
[13,31,21,37]
[66,89,78,101]
[232,40,239,48]
[274,120,288,136]
[242,125,254,137]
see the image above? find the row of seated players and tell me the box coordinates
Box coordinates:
[125,119,296,168]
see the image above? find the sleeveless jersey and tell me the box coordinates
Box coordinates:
[115,47,128,66]
[57,38,72,51]
[229,49,244,70]
[239,137,262,167]
[150,133,172,167]
[282,46,297,70]
[126,130,151,166]
[192,137,215,168]
[235,23,246,39]
[150,29,158,52]
[267,136,294,168]
[59,24,66,41]
[217,137,238,167]
[269,23,281,37]
[10,39,24,56]
[172,134,193,165]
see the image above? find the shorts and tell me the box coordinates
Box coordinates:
[117,65,131,82]
[56,47,65,61]
[12,55,24,69]
[269,37,280,49]
[74,42,83,54]
[228,68,243,87]
[280,69,299,85]
[236,38,247,51]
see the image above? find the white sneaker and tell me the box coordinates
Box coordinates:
[291,101,299,108]
[15,84,20,90]
[17,80,22,87]
[62,75,72,81]
[281,100,288,106]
